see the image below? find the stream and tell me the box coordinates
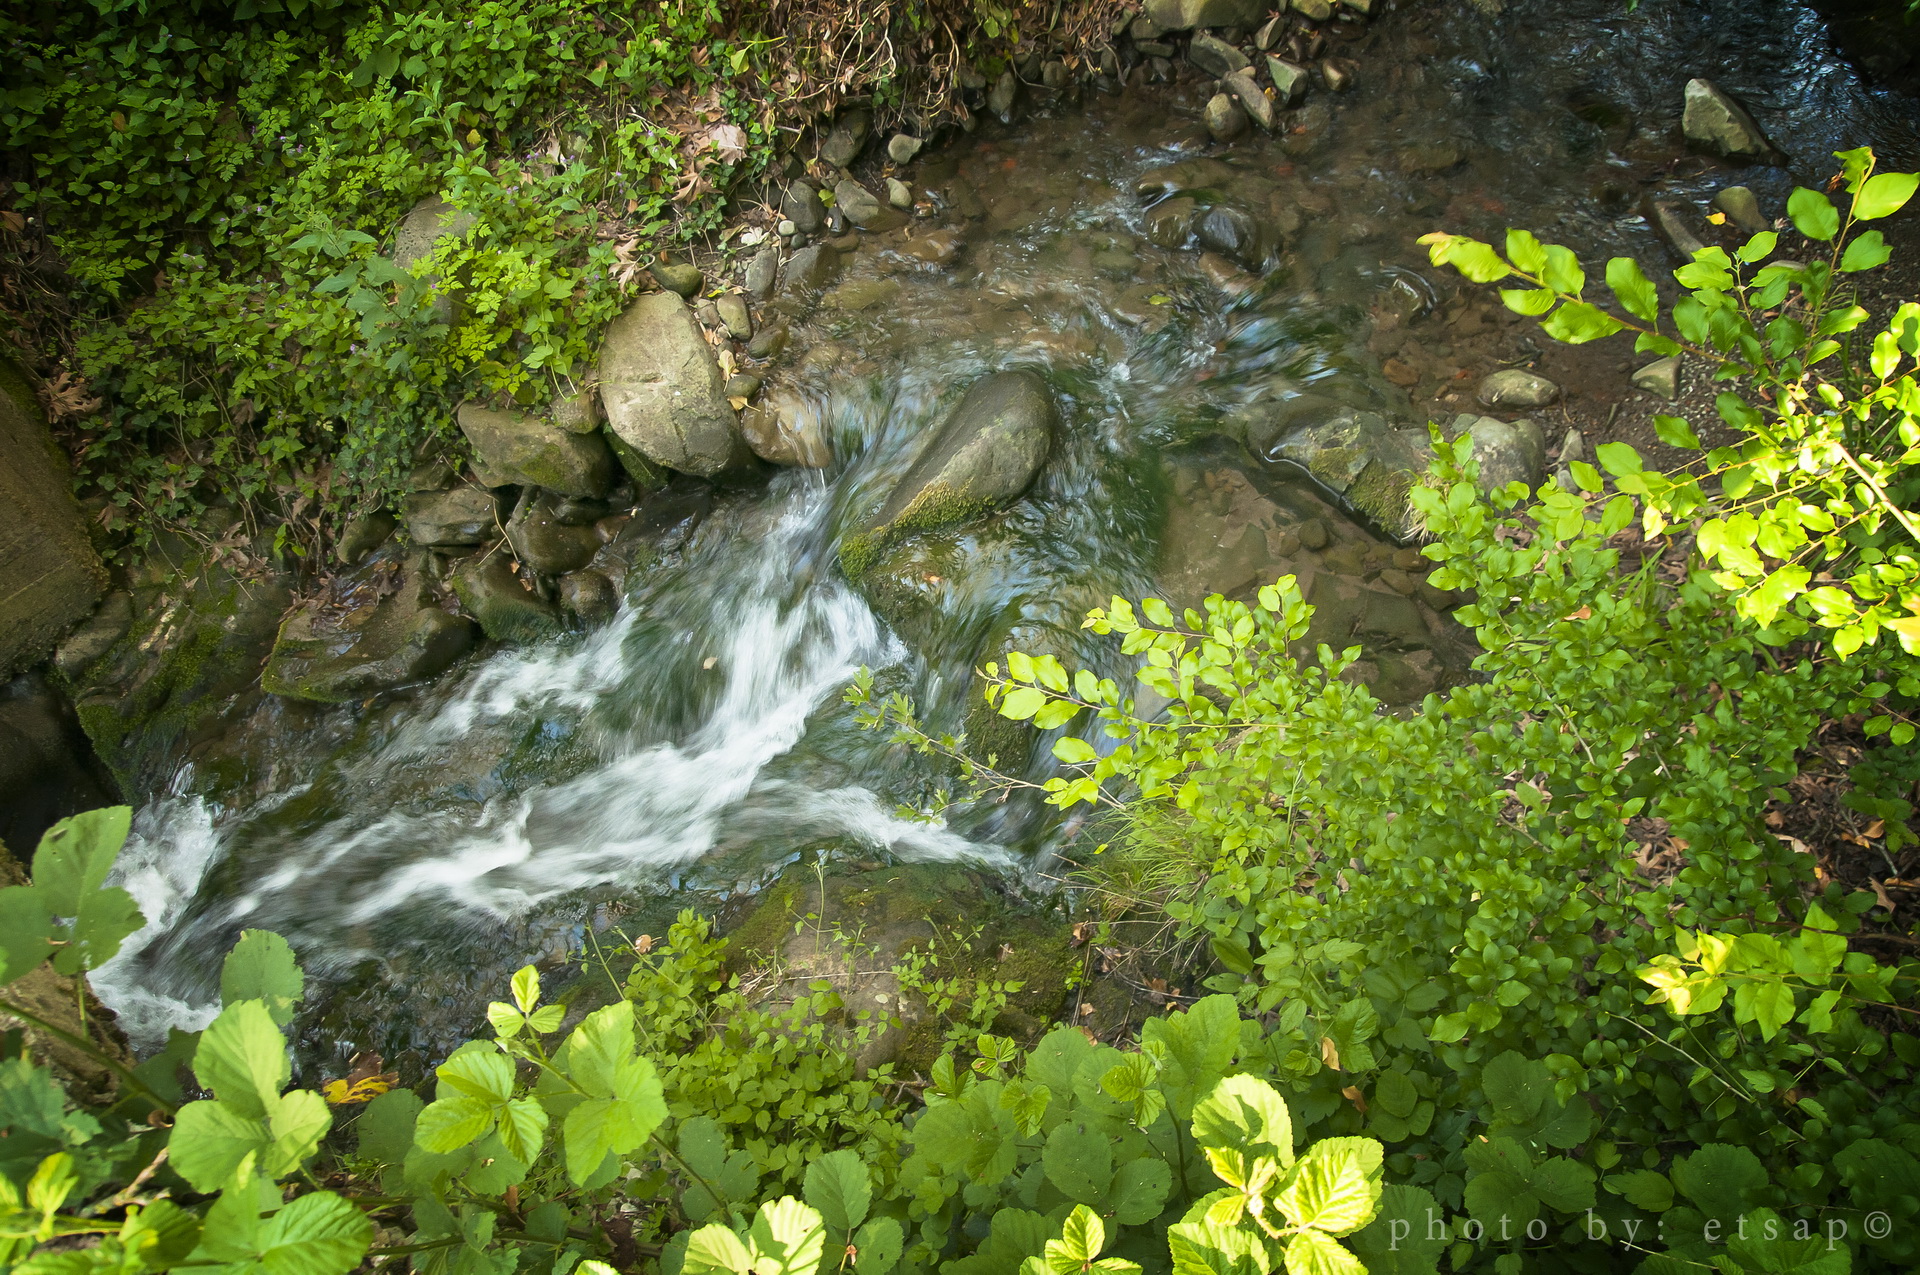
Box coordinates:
[92,0,1920,1073]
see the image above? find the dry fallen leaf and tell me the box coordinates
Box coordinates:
[1342,1084,1368,1113]
[704,122,748,163]
[1320,1036,1342,1071]
[1872,879,1897,913]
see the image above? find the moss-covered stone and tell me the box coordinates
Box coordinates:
[724,860,1073,1075]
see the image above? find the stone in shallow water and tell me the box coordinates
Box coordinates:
[1135,158,1234,199]
[1205,92,1249,142]
[1265,410,1434,542]
[1190,32,1251,78]
[506,489,600,575]
[1476,368,1559,410]
[266,564,476,701]
[559,570,619,623]
[745,245,779,301]
[819,110,871,168]
[740,388,831,468]
[841,370,1057,577]
[450,555,561,644]
[1712,185,1768,234]
[887,133,922,164]
[715,294,752,340]
[989,71,1020,123]
[781,180,825,233]
[1683,79,1772,159]
[1224,69,1277,131]
[336,512,395,566]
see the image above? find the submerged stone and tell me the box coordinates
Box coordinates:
[1206,93,1250,142]
[841,370,1056,577]
[1265,410,1433,542]
[740,388,832,468]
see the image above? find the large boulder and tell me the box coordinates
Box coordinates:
[263,562,476,703]
[840,371,1057,577]
[1682,79,1773,160]
[598,293,744,477]
[1144,0,1263,32]
[457,403,613,498]
[0,358,107,678]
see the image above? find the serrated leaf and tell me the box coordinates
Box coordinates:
[853,1217,903,1275]
[1275,1137,1383,1236]
[510,965,540,1014]
[221,931,305,1027]
[1192,1074,1293,1164]
[169,1099,271,1193]
[804,1148,871,1233]
[1044,1119,1113,1204]
[751,1197,826,1275]
[187,1188,371,1275]
[683,1223,755,1275]
[1282,1229,1365,1275]
[1108,1155,1173,1225]
[193,1001,290,1120]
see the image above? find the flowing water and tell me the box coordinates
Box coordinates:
[93,0,1920,1071]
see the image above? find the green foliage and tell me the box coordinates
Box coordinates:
[1423,147,1920,670]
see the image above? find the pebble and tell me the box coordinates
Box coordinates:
[1292,0,1333,18]
[1190,32,1252,78]
[1298,517,1330,550]
[715,294,752,340]
[1318,58,1353,93]
[1712,185,1768,234]
[746,323,789,359]
[1205,92,1250,142]
[887,133,923,164]
[650,262,702,297]
[886,177,914,209]
[1224,68,1277,131]
[1268,56,1309,106]
[1477,368,1560,410]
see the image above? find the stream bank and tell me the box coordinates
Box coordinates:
[6,0,1920,1072]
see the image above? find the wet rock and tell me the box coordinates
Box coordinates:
[747,323,790,359]
[336,511,397,566]
[450,556,561,644]
[404,486,499,547]
[989,71,1020,123]
[887,133,923,164]
[1195,203,1267,267]
[1190,32,1252,78]
[819,111,871,169]
[598,292,744,477]
[1042,61,1071,90]
[1453,414,1545,492]
[887,177,914,209]
[745,245,780,301]
[947,177,987,220]
[1645,197,1709,261]
[559,570,619,623]
[1197,252,1255,295]
[1130,15,1164,39]
[1157,464,1305,609]
[1632,355,1681,400]
[740,388,832,468]
[842,371,1056,576]
[715,294,753,340]
[823,277,902,311]
[1291,0,1333,18]
[1476,369,1559,410]
[649,262,703,298]
[458,403,614,498]
[409,456,458,491]
[1256,14,1287,49]
[1206,93,1250,142]
[782,243,845,294]
[899,229,963,266]
[506,489,600,575]
[1139,41,1176,59]
[1404,142,1463,173]
[0,360,107,678]
[1265,410,1433,542]
[1144,196,1199,248]
[550,495,610,526]
[1683,79,1772,160]
[1224,68,1277,130]
[1145,0,1263,30]
[266,568,476,702]
[1298,517,1329,550]
[1136,158,1233,199]
[1713,185,1769,234]
[1318,58,1352,93]
[782,181,826,233]
[54,593,134,681]
[724,373,762,402]
[837,177,902,230]
[604,429,668,495]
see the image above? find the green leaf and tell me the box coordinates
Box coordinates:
[853,1217,903,1275]
[1605,257,1659,322]
[267,1089,332,1179]
[188,1188,371,1275]
[1167,1218,1266,1275]
[1504,230,1549,275]
[1788,188,1840,241]
[1142,994,1239,1119]
[1043,1120,1113,1204]
[1347,1185,1446,1275]
[682,1223,754,1275]
[354,1087,422,1164]
[1425,235,1511,284]
[1499,288,1555,316]
[0,887,54,986]
[1540,300,1625,344]
[1594,441,1644,477]
[1653,415,1701,449]
[557,1003,665,1183]
[1000,687,1048,721]
[1840,231,1891,272]
[193,1001,290,1120]
[1724,1208,1849,1275]
[511,965,541,1014]
[413,1093,492,1155]
[1853,171,1918,220]
[164,1100,270,1193]
[221,931,304,1028]
[750,1197,826,1275]
[804,1148,871,1233]
[1605,1169,1674,1212]
[1052,737,1097,765]
[1056,1205,1106,1265]
[1670,1144,1767,1218]
[1281,1229,1365,1275]
[1539,244,1585,295]
[498,1095,549,1167]
[1108,1156,1173,1225]
[1274,1137,1383,1236]
[32,807,142,976]
[1192,1074,1293,1164]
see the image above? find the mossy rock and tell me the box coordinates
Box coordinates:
[262,560,476,704]
[725,860,1073,1075]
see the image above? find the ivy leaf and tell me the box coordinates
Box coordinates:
[1274,1137,1383,1236]
[804,1148,872,1233]
[221,931,305,1028]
